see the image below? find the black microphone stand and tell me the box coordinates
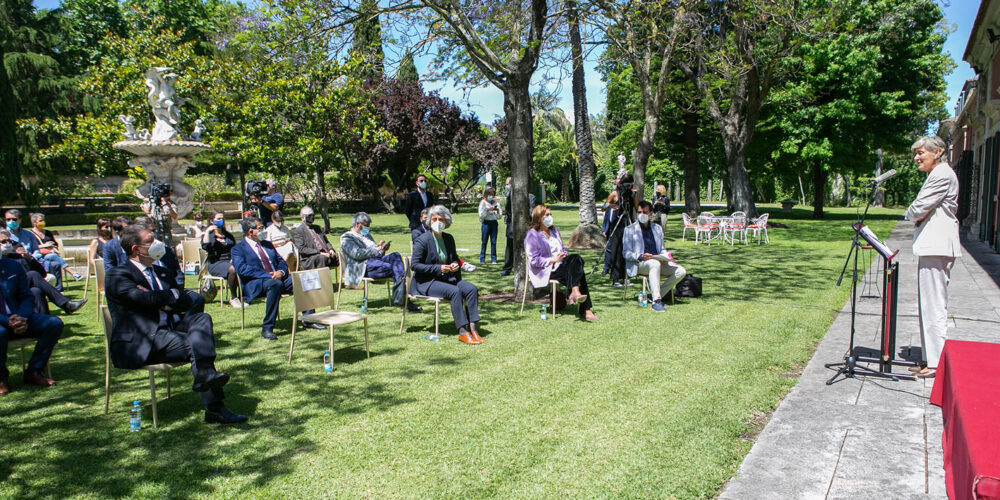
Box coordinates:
[825,179,915,384]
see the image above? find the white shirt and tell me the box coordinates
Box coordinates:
[546,233,563,270]
[264,223,293,258]
[129,259,178,328]
[418,189,428,206]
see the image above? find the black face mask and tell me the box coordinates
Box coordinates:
[621,183,632,190]
[303,214,315,224]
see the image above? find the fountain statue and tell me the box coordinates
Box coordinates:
[113,67,210,227]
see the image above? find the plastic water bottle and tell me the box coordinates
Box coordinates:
[323,350,333,373]
[638,291,645,307]
[424,333,440,342]
[540,304,548,321]
[130,401,141,432]
[641,292,649,307]
[361,295,367,313]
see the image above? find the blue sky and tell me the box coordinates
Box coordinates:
[30,0,981,123]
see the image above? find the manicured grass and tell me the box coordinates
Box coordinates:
[1,206,901,498]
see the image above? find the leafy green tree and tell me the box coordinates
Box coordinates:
[752,0,951,218]
[0,42,18,202]
[353,0,384,82]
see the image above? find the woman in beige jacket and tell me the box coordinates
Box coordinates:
[904,136,961,378]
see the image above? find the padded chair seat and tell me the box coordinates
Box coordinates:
[145,363,185,371]
[301,309,367,327]
[408,294,443,302]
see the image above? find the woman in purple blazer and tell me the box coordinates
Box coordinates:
[524,205,598,321]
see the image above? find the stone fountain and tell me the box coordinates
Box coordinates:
[113,67,210,219]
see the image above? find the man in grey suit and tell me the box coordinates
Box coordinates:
[292,206,338,270]
[904,136,961,379]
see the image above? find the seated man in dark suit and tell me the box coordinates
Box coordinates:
[233,216,293,340]
[0,254,63,395]
[410,205,483,345]
[105,225,245,423]
[410,208,430,241]
[102,215,132,270]
[0,230,86,315]
[292,206,338,270]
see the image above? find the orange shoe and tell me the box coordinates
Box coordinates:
[458,333,480,345]
[470,330,485,343]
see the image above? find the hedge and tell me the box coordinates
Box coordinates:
[42,211,146,226]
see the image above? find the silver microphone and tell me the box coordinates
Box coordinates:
[868,169,897,185]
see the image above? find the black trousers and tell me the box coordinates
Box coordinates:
[423,280,480,329]
[550,254,593,313]
[502,236,515,272]
[25,270,69,314]
[145,311,223,405]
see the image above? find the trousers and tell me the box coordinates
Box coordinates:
[0,312,63,379]
[549,254,593,312]
[917,255,955,368]
[423,280,480,329]
[259,276,294,331]
[365,253,406,305]
[145,311,223,405]
[636,258,686,301]
[480,220,498,262]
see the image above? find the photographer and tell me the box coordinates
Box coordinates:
[248,179,283,226]
[141,183,178,221]
[605,173,638,287]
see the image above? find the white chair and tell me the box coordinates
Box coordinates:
[180,239,203,277]
[94,258,106,321]
[747,213,770,244]
[82,256,97,297]
[695,215,718,244]
[102,306,183,429]
[288,267,369,367]
[681,213,698,241]
[398,256,444,336]
[723,212,748,245]
[334,248,373,310]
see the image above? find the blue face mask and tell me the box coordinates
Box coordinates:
[487,195,494,202]
[213,220,225,229]
[360,226,371,237]
[6,220,19,231]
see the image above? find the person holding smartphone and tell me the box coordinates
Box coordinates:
[340,212,414,311]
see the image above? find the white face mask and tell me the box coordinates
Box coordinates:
[0,242,13,256]
[542,216,554,228]
[431,221,445,234]
[418,181,427,190]
[148,239,167,261]
[638,213,649,224]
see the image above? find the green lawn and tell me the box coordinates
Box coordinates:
[1,206,902,499]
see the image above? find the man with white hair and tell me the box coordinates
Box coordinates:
[341,212,416,311]
[292,206,338,270]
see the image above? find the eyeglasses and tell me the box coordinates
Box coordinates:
[5,218,18,221]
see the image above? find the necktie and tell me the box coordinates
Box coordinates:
[309,227,327,252]
[145,268,160,290]
[255,243,275,273]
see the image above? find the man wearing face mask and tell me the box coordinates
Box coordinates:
[1,230,87,315]
[133,216,184,288]
[105,225,245,423]
[500,177,537,278]
[404,175,432,231]
[340,212,416,311]
[623,201,686,312]
[411,208,431,241]
[292,206,338,271]
[232,216,293,340]
[4,209,39,256]
[0,246,64,395]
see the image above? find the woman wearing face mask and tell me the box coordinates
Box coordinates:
[188,212,207,239]
[263,211,295,269]
[30,213,82,288]
[410,205,484,344]
[201,212,243,308]
[525,205,598,321]
[478,187,502,264]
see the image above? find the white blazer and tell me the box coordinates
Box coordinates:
[622,221,664,278]
[904,162,961,258]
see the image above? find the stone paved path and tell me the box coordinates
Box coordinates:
[720,223,1000,499]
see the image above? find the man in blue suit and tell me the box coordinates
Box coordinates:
[0,256,63,395]
[233,216,292,340]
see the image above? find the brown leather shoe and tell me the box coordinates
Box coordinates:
[458,333,480,345]
[23,371,55,387]
[0,378,9,395]
[470,330,484,343]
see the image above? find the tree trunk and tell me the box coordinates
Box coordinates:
[722,134,758,217]
[560,164,570,201]
[504,81,534,297]
[238,163,247,214]
[682,111,701,216]
[315,167,331,232]
[632,103,658,199]
[0,44,20,204]
[812,161,826,219]
[566,0,602,248]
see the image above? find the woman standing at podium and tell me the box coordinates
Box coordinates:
[905,136,961,379]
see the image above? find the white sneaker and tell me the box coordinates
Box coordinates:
[229,298,246,308]
[461,262,476,272]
